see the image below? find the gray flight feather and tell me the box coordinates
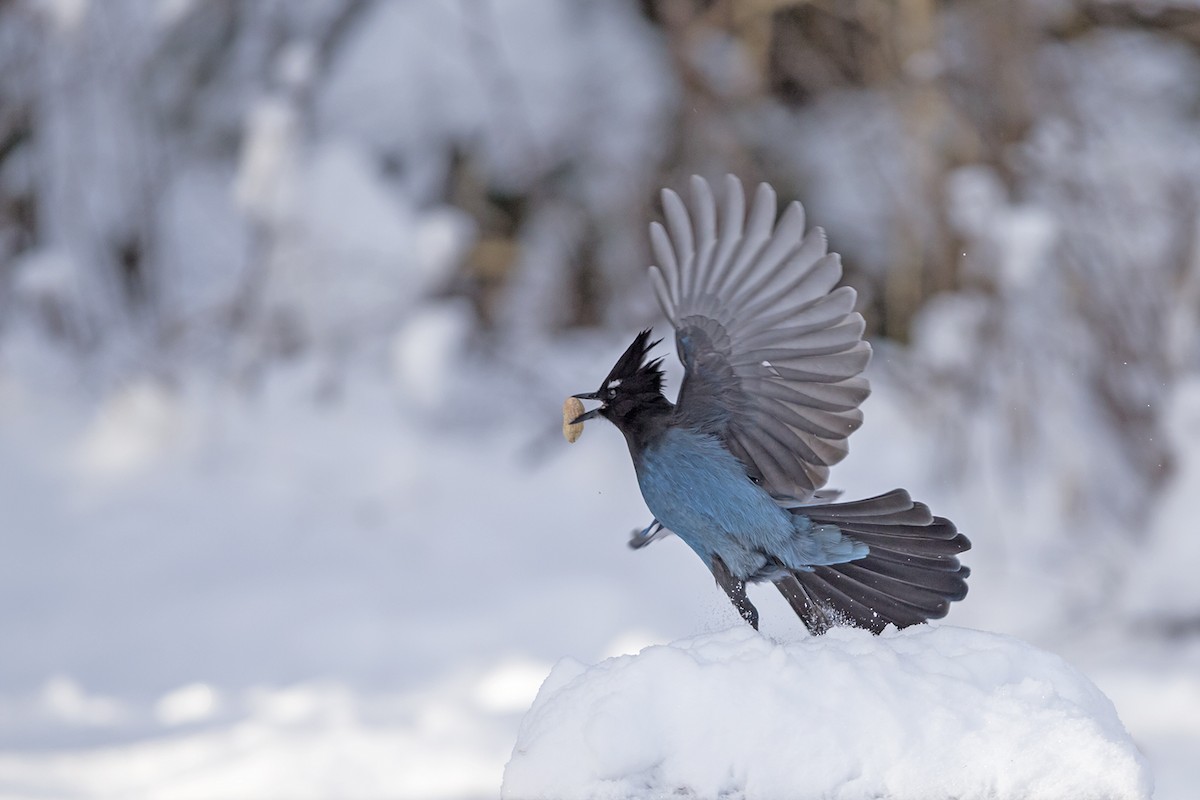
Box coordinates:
[649,175,872,504]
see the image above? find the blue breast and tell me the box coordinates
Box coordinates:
[635,427,797,578]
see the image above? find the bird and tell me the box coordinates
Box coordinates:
[569,175,969,634]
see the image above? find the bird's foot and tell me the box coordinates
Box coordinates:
[628,519,669,549]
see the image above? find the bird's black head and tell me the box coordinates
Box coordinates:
[571,329,670,435]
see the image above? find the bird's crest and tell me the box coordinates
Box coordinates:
[602,329,665,396]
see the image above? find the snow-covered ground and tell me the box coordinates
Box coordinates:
[0,323,1198,799]
[505,626,1151,800]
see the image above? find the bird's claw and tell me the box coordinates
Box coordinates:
[629,519,669,549]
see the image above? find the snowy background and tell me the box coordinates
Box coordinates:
[1,0,1199,797]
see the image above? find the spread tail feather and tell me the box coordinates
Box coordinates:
[776,489,970,634]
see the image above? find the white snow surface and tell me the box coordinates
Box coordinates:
[503,625,1151,800]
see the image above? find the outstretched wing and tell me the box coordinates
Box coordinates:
[648,175,871,504]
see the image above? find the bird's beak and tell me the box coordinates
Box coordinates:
[570,392,603,424]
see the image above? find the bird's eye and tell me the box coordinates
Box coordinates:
[606,388,617,399]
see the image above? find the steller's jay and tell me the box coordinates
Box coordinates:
[570,175,969,634]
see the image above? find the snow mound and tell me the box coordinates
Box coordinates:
[502,625,1151,800]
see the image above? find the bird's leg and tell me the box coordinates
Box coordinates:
[628,519,667,550]
[712,554,759,630]
[774,574,832,636]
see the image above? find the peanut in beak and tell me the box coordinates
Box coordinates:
[562,396,585,443]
